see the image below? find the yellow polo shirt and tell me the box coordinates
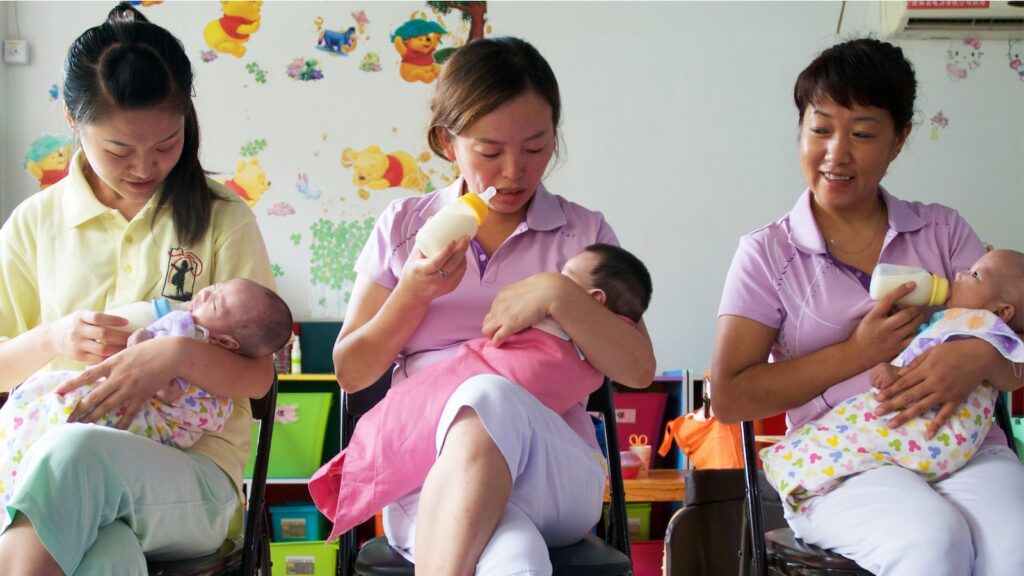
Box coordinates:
[0,151,275,498]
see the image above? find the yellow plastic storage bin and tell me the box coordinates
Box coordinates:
[270,540,338,576]
[246,392,333,478]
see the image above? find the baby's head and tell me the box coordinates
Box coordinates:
[561,243,653,323]
[948,249,1024,333]
[190,278,294,357]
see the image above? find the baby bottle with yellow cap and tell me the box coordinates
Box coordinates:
[869,264,949,307]
[414,186,497,258]
[105,298,190,333]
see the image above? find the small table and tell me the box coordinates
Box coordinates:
[604,468,687,503]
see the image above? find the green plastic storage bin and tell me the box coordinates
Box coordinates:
[270,540,338,576]
[246,392,333,478]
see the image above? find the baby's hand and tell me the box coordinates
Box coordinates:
[127,328,153,347]
[869,363,899,390]
[154,379,186,403]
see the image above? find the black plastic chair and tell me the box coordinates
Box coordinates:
[339,373,633,576]
[148,374,278,576]
[739,392,1019,576]
[663,468,747,576]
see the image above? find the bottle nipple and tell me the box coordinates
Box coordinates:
[929,275,949,306]
[460,186,496,225]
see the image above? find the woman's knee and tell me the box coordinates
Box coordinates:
[22,425,112,472]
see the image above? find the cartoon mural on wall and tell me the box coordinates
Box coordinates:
[341,145,431,200]
[204,1,262,58]
[315,17,358,55]
[220,139,270,207]
[24,134,73,190]
[392,16,448,83]
[946,38,983,83]
[308,217,376,317]
[286,57,324,81]
[428,1,488,45]
[1009,40,1024,82]
[930,111,949,141]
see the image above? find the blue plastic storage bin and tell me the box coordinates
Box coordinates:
[270,502,325,542]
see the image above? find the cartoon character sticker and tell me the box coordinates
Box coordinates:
[359,52,382,72]
[204,0,262,58]
[24,134,73,190]
[286,58,324,81]
[220,139,271,207]
[1009,40,1024,82]
[315,17,358,55]
[930,111,949,141]
[946,38,983,83]
[341,146,431,200]
[392,17,448,83]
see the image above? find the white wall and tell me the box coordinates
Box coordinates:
[2,1,1022,376]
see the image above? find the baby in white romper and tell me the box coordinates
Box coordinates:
[763,249,1024,513]
[0,278,292,508]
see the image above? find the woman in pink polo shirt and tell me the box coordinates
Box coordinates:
[711,38,1023,575]
[333,37,655,574]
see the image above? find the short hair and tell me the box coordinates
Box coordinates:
[231,282,294,358]
[583,243,653,323]
[427,37,561,160]
[991,249,1024,333]
[794,38,916,133]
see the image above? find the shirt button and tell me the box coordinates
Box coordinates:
[124,265,133,273]
[125,234,134,243]
[479,254,487,261]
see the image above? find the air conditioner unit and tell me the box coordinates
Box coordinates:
[882,1,1024,39]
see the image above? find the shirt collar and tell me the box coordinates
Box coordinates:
[62,150,161,229]
[788,186,925,255]
[440,176,567,232]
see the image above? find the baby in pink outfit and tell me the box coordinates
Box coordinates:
[310,244,653,540]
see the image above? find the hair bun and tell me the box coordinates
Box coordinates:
[107,1,149,25]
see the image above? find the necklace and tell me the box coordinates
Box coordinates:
[825,211,887,255]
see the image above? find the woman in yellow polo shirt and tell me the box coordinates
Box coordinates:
[0,4,276,574]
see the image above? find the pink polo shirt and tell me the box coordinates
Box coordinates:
[355,177,618,440]
[718,187,988,434]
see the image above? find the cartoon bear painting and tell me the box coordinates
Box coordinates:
[341,146,430,199]
[204,1,262,58]
[221,158,270,207]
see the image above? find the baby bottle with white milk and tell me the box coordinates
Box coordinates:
[868,264,949,307]
[105,298,190,333]
[414,186,497,258]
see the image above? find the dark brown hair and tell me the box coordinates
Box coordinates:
[63,2,217,245]
[427,37,561,159]
[794,38,916,133]
[231,281,294,358]
[584,243,652,323]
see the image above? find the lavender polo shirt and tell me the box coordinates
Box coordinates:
[355,177,617,441]
[718,187,990,437]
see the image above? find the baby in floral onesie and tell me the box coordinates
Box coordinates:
[0,278,292,507]
[763,249,1024,513]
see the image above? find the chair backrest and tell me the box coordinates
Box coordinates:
[240,374,278,576]
[664,469,747,576]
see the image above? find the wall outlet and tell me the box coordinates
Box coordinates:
[4,39,30,65]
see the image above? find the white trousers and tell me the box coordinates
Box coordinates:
[787,444,1024,576]
[383,375,606,576]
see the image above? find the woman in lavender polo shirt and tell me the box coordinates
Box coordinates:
[711,39,1023,575]
[332,38,655,574]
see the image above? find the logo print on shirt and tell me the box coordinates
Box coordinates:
[162,248,204,302]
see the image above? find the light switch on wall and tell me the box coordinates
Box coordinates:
[4,39,30,65]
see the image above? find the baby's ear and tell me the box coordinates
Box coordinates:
[588,288,607,306]
[209,333,241,351]
[994,302,1018,331]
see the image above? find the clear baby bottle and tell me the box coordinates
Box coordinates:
[414,186,497,258]
[868,264,949,307]
[105,298,190,333]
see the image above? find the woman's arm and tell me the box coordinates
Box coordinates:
[483,272,656,389]
[0,312,130,392]
[334,238,470,393]
[711,283,923,424]
[57,336,274,427]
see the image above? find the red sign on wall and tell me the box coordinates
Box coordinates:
[907,1,990,9]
